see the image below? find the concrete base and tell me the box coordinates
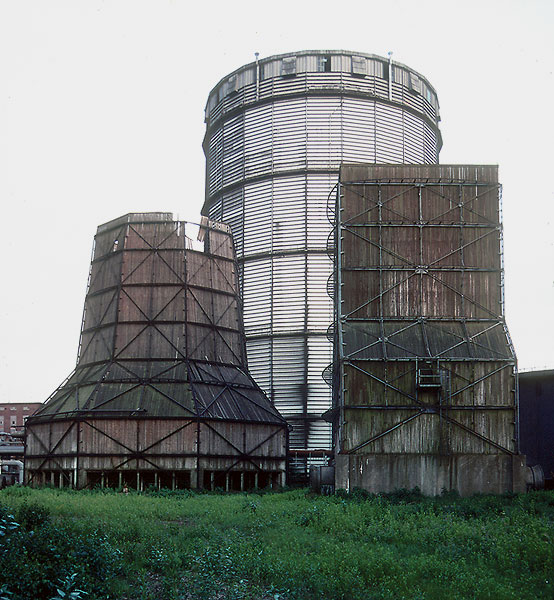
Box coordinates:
[336,454,528,496]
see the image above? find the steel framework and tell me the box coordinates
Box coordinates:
[332,165,524,496]
[202,51,442,479]
[25,214,287,490]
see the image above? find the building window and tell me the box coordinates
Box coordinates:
[382,61,389,81]
[281,57,297,77]
[317,55,332,73]
[351,55,366,77]
[227,75,237,95]
[10,416,17,426]
[409,73,422,95]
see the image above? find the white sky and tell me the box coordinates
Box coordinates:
[1,0,553,404]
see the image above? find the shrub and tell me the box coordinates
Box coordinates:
[0,507,122,600]
[16,502,50,530]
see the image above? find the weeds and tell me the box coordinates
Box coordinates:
[49,573,88,600]
[1,486,553,599]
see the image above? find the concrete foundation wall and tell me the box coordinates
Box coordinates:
[336,454,528,496]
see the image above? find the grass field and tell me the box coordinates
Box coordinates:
[1,486,553,600]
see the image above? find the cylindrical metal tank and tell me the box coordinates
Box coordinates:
[202,50,442,478]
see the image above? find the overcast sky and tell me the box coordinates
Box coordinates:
[1,0,553,405]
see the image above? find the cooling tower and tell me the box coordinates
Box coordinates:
[332,165,526,495]
[25,214,287,490]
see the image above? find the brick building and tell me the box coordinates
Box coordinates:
[0,403,42,433]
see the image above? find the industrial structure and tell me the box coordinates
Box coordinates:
[0,403,42,433]
[25,214,287,490]
[0,431,24,487]
[519,369,554,487]
[202,50,442,477]
[330,164,526,495]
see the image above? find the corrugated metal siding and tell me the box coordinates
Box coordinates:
[208,96,439,198]
[206,51,440,136]
[204,52,442,459]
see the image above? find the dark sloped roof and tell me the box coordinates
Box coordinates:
[343,320,514,361]
[32,358,285,425]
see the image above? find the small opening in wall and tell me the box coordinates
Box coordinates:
[317,55,332,72]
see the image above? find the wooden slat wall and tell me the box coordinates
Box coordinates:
[77,219,245,368]
[338,165,516,461]
[25,419,286,475]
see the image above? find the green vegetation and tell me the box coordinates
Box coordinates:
[1,486,553,599]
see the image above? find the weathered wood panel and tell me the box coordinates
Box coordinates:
[336,166,518,494]
[25,418,286,488]
[26,214,287,490]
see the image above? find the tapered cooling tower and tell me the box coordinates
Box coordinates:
[26,214,287,490]
[202,50,442,478]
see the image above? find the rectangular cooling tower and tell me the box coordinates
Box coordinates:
[332,165,527,496]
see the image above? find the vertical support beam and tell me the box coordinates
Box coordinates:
[387,51,393,100]
[77,421,84,489]
[337,182,346,454]
[195,420,201,489]
[303,175,310,468]
[255,52,260,101]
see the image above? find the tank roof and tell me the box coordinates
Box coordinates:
[207,49,439,101]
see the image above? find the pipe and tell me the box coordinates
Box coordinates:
[388,51,393,100]
[0,446,24,455]
[255,52,260,101]
[526,464,545,491]
[1,459,24,485]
